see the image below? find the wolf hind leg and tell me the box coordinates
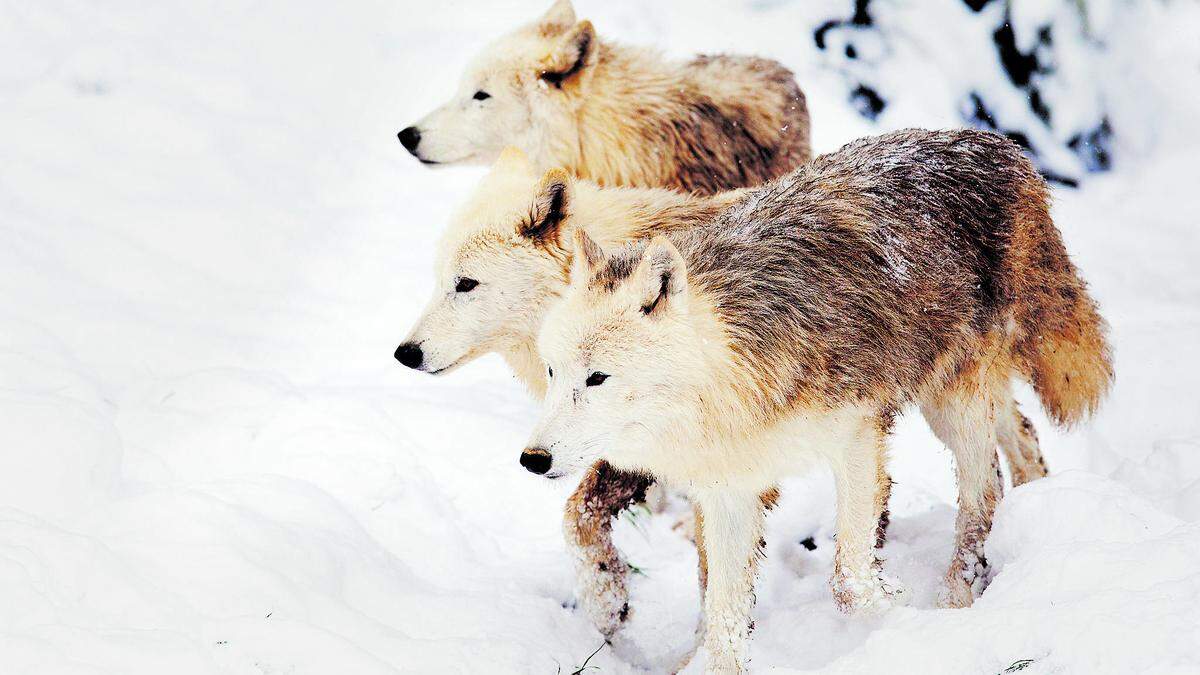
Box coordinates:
[921,365,1007,609]
[563,461,652,638]
[997,397,1048,487]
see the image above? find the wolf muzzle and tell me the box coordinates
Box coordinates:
[394,342,423,370]
[397,126,420,152]
[519,447,553,475]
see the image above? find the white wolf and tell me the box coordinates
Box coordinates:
[524,129,1112,672]
[396,0,811,194]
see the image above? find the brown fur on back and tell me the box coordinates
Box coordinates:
[577,46,811,194]
[663,54,811,194]
[592,129,1112,426]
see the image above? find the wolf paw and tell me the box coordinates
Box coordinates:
[573,561,632,638]
[937,567,990,609]
[937,576,975,609]
[832,568,908,615]
[936,578,974,605]
[937,552,990,608]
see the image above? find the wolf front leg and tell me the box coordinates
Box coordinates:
[563,460,653,638]
[689,487,773,674]
[830,414,906,613]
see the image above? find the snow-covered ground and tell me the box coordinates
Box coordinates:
[3,1,1199,673]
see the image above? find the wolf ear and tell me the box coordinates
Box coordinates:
[570,228,604,283]
[521,169,572,246]
[541,20,596,89]
[492,146,533,176]
[634,236,688,316]
[538,0,576,34]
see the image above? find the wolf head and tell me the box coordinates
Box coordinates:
[521,231,709,479]
[396,148,574,379]
[397,0,598,168]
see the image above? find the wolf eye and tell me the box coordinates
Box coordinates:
[472,90,491,101]
[547,366,554,378]
[455,278,479,293]
[585,372,608,387]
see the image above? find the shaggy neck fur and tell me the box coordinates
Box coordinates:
[570,180,744,244]
[502,338,549,399]
[565,44,678,188]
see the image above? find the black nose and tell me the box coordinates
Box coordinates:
[394,343,423,369]
[398,126,421,154]
[520,448,552,475]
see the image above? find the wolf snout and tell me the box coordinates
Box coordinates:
[394,342,424,370]
[397,126,421,155]
[520,447,553,475]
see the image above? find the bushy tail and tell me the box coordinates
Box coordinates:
[1010,182,1114,428]
[1024,288,1112,427]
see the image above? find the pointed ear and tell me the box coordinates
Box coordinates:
[537,0,576,34]
[520,169,572,246]
[540,20,596,89]
[634,236,688,316]
[491,146,532,176]
[570,228,604,283]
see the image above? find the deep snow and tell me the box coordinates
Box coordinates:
[2,1,1199,673]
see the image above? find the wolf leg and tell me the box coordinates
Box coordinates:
[687,487,773,674]
[563,460,652,637]
[997,398,1048,487]
[921,377,1006,609]
[829,414,906,613]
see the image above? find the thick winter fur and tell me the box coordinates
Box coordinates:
[527,129,1112,672]
[399,0,811,194]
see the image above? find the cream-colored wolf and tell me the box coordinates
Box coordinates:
[396,0,810,193]
[524,129,1112,672]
